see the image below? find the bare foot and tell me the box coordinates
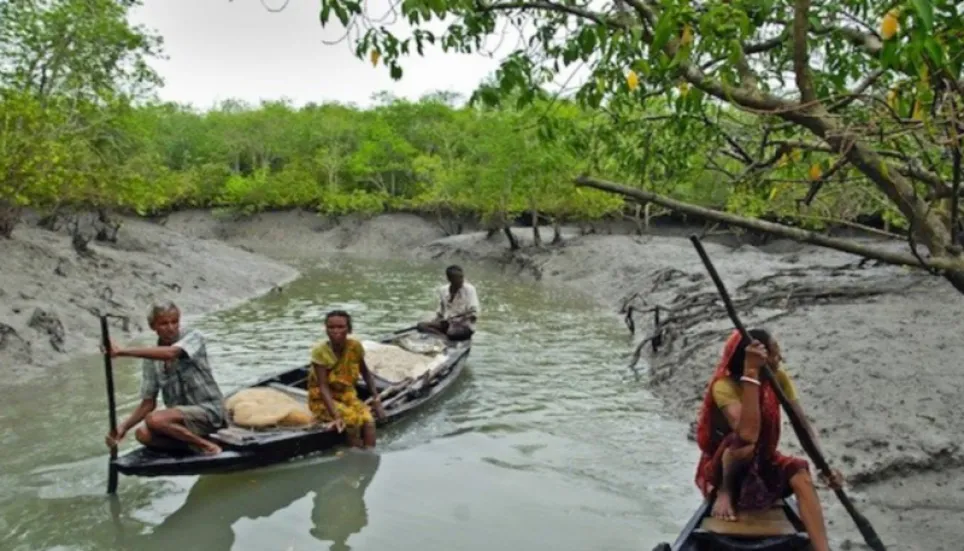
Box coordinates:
[198,441,222,456]
[711,493,737,521]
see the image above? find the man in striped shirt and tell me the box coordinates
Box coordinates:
[103,301,225,456]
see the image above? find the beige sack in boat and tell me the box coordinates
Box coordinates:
[362,340,441,382]
[226,387,315,429]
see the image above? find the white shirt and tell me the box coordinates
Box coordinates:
[436,282,480,330]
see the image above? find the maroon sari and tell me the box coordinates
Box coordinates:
[694,330,809,510]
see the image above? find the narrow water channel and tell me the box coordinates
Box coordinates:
[0,257,700,551]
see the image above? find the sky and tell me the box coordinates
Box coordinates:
[127,0,519,110]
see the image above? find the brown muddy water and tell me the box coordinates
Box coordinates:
[0,257,699,551]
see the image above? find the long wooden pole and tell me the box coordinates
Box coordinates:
[688,235,885,551]
[100,315,119,495]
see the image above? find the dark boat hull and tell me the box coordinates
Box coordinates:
[113,332,470,477]
[656,497,812,551]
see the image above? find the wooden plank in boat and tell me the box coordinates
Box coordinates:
[266,382,308,399]
[213,426,260,446]
[699,503,798,537]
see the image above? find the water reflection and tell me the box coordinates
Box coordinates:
[132,450,380,551]
[0,258,696,551]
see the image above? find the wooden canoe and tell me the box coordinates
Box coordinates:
[112,330,471,477]
[652,497,812,551]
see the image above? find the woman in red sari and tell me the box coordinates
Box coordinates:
[694,329,842,551]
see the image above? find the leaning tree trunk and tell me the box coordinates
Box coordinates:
[503,226,520,251]
[575,176,964,295]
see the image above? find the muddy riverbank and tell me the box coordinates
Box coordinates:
[2,208,961,549]
[0,212,299,378]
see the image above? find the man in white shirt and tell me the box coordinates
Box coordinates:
[417,265,479,341]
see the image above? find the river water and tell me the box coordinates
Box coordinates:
[0,257,700,551]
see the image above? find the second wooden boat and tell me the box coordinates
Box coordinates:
[653,497,812,550]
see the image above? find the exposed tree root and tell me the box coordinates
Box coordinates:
[847,446,964,489]
[621,264,924,377]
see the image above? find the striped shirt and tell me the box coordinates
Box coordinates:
[140,328,225,426]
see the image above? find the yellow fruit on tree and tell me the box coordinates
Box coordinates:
[791,149,802,162]
[627,70,639,91]
[681,24,693,46]
[808,163,822,181]
[678,82,690,96]
[370,49,381,67]
[880,10,899,40]
[912,100,923,120]
[886,89,898,110]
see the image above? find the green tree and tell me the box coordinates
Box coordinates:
[310,0,964,293]
[0,0,161,237]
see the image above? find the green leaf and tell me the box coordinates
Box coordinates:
[651,13,676,55]
[923,36,944,65]
[910,0,934,31]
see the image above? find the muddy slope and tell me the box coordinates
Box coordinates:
[159,210,964,549]
[418,225,964,551]
[3,208,960,549]
[0,213,299,379]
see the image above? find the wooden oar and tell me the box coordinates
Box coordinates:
[382,358,452,409]
[391,311,475,336]
[688,235,886,551]
[365,377,413,406]
[99,315,120,495]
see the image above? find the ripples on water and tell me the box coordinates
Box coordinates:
[0,256,701,551]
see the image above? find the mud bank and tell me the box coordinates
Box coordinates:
[418,226,964,551]
[161,209,963,549]
[0,213,300,379]
[4,208,960,549]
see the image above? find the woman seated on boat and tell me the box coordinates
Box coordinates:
[694,329,843,551]
[308,310,387,448]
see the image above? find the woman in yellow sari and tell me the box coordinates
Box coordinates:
[308,310,387,448]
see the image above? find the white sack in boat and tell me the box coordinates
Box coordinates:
[361,339,445,382]
[226,387,314,429]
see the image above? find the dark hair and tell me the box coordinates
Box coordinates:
[727,328,772,380]
[445,265,463,277]
[325,309,353,333]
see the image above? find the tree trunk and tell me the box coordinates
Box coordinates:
[37,205,65,231]
[0,201,20,238]
[530,201,542,247]
[797,110,964,294]
[95,209,121,243]
[574,175,964,295]
[503,226,520,251]
[551,217,563,244]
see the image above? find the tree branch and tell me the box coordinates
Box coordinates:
[830,68,885,111]
[744,30,788,54]
[477,1,620,28]
[573,175,964,274]
[792,0,816,103]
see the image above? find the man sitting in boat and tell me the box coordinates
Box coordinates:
[416,264,479,341]
[694,329,843,551]
[308,310,387,448]
[103,301,225,456]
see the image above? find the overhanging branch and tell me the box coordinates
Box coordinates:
[574,175,964,274]
[477,1,621,27]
